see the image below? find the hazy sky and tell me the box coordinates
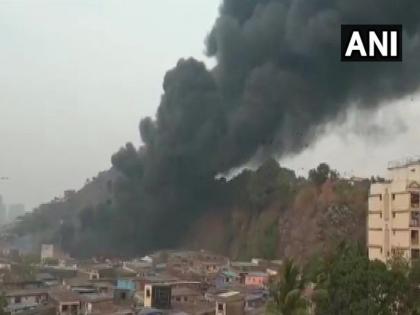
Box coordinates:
[0,0,419,210]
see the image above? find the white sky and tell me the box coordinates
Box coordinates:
[0,0,419,210]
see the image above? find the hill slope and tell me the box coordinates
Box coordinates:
[9,160,368,261]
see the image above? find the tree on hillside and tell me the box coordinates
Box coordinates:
[0,294,7,315]
[247,158,296,211]
[267,259,308,315]
[308,163,338,186]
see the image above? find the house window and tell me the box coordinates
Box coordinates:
[218,303,224,311]
[146,289,151,298]
[184,297,188,302]
[380,248,383,253]
[176,297,181,302]
[379,194,383,201]
[393,212,396,218]
[15,296,21,303]
[380,213,382,219]
[392,194,396,200]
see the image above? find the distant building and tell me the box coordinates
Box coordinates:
[215,291,245,315]
[49,290,81,315]
[41,244,55,261]
[244,272,268,289]
[368,157,420,262]
[144,284,172,309]
[4,288,49,311]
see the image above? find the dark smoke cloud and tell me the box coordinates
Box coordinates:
[112,0,420,251]
[206,0,420,169]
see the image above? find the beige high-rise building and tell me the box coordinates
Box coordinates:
[368,157,420,262]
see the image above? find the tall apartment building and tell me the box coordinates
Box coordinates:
[368,157,420,262]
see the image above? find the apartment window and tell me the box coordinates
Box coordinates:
[412,230,419,245]
[412,193,420,208]
[411,212,420,227]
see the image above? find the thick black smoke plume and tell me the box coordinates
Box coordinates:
[111,0,420,253]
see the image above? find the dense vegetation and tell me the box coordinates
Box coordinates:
[268,242,420,315]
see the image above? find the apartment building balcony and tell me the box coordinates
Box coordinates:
[410,212,420,228]
[411,192,420,209]
[410,219,420,228]
[412,249,420,260]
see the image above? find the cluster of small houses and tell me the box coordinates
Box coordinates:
[0,245,283,315]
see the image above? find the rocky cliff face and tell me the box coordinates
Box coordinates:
[184,179,368,262]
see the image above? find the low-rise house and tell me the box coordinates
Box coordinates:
[245,293,266,310]
[78,264,115,280]
[214,271,240,289]
[114,279,136,305]
[49,290,82,315]
[0,257,12,270]
[36,272,59,287]
[4,288,49,314]
[144,284,172,309]
[122,261,153,278]
[171,287,201,305]
[230,262,260,273]
[244,273,268,289]
[80,293,114,315]
[171,301,215,315]
[215,291,245,315]
[3,280,44,290]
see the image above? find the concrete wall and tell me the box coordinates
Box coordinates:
[392,212,409,229]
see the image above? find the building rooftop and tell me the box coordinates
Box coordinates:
[388,156,420,170]
[5,288,48,297]
[79,293,113,303]
[49,290,81,303]
[172,287,201,297]
[230,261,258,268]
[246,272,268,277]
